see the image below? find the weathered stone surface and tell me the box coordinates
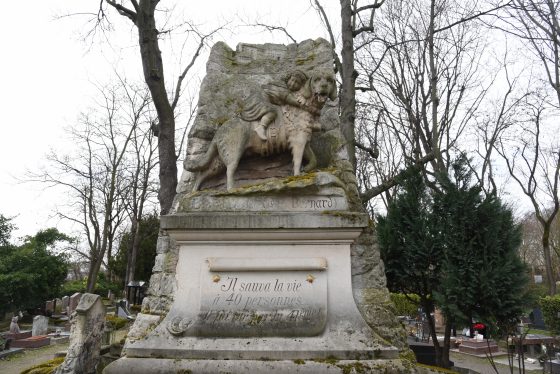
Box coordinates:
[61,296,70,311]
[9,315,20,334]
[106,357,418,373]
[68,293,82,315]
[56,293,105,374]
[125,313,160,344]
[32,315,49,336]
[176,39,340,196]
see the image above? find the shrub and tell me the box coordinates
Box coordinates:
[106,315,128,330]
[540,295,560,333]
[390,293,420,317]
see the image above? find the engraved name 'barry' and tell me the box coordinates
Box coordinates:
[292,197,334,209]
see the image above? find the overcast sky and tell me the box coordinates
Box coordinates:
[0,1,339,239]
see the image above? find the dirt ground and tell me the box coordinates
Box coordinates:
[450,351,544,374]
[0,343,68,374]
[0,335,547,374]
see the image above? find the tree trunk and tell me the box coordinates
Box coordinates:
[340,0,357,171]
[422,298,446,368]
[543,223,556,295]
[442,318,452,368]
[126,218,143,285]
[136,0,177,215]
[86,255,104,293]
[125,217,139,285]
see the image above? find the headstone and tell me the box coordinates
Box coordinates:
[530,308,546,330]
[61,296,70,312]
[117,299,134,320]
[104,39,408,373]
[46,300,54,315]
[69,293,82,315]
[54,298,63,314]
[32,315,49,336]
[55,293,105,374]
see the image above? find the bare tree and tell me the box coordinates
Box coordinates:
[119,88,159,285]
[97,0,221,214]
[496,93,560,294]
[29,81,151,292]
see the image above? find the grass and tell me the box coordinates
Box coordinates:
[526,328,554,336]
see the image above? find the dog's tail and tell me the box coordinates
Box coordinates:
[184,139,218,172]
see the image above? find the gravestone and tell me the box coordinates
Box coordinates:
[69,293,82,315]
[55,293,105,374]
[117,299,134,320]
[104,39,411,373]
[46,300,54,315]
[54,298,62,314]
[61,296,70,313]
[32,315,49,336]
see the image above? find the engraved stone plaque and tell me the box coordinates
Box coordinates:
[192,257,327,337]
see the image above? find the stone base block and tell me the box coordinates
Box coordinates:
[458,338,498,355]
[49,335,69,345]
[4,330,32,340]
[104,357,414,374]
[11,335,51,348]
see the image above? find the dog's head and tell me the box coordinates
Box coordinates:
[302,68,337,106]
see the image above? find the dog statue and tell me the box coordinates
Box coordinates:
[186,68,337,191]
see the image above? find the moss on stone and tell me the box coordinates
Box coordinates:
[295,53,316,65]
[210,116,229,126]
[20,357,64,374]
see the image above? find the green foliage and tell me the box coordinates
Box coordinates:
[0,227,70,315]
[62,272,121,297]
[110,214,159,285]
[378,156,529,333]
[526,283,549,307]
[540,295,560,334]
[390,293,420,317]
[0,214,16,247]
[61,279,86,295]
[433,159,529,328]
[106,315,129,330]
[20,357,64,374]
[378,171,442,299]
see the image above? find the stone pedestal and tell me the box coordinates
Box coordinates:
[105,212,399,372]
[459,338,499,356]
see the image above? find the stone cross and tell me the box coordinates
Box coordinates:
[32,315,49,336]
[55,293,105,374]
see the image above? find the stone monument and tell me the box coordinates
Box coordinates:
[56,293,105,374]
[32,315,49,336]
[9,315,20,334]
[105,39,412,373]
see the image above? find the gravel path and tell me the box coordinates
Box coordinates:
[0,343,68,374]
[450,351,543,374]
